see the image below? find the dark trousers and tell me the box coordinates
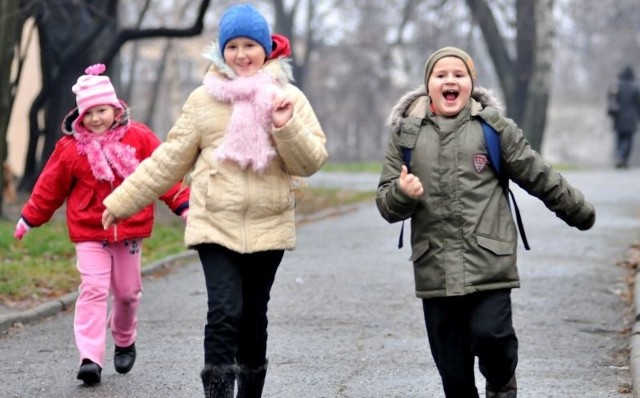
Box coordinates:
[615,130,635,167]
[196,243,283,368]
[422,289,518,398]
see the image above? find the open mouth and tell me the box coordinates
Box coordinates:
[443,89,459,101]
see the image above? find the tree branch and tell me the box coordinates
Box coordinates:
[101,0,211,65]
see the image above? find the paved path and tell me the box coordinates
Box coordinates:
[0,169,638,397]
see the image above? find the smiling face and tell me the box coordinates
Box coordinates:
[427,56,473,116]
[223,37,267,77]
[81,105,117,134]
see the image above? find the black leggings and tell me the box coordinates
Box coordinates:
[196,243,283,367]
[422,289,518,398]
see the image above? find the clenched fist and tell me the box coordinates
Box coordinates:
[398,165,424,199]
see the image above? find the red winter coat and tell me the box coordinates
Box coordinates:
[21,107,189,243]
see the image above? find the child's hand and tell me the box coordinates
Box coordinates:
[271,89,293,128]
[180,209,189,222]
[399,165,424,199]
[102,209,118,230]
[14,218,31,240]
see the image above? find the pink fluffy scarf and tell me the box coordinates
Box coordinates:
[203,71,279,172]
[74,123,139,182]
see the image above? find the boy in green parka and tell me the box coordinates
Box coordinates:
[376,47,595,398]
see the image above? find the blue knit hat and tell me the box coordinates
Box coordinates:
[218,4,272,58]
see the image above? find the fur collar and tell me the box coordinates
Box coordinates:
[387,85,504,134]
[202,41,293,84]
[201,41,295,173]
[61,100,131,136]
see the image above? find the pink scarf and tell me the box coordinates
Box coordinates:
[203,71,278,172]
[74,124,140,182]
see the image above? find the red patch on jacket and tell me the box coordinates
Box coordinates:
[473,154,488,172]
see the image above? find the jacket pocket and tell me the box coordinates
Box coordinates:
[409,239,430,261]
[204,168,230,212]
[475,234,514,256]
[254,172,294,216]
[76,185,97,210]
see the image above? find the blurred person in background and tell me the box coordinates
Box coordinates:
[607,65,640,168]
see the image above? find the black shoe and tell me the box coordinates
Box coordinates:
[486,374,517,398]
[114,342,136,374]
[77,359,101,385]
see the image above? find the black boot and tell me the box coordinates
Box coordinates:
[114,342,136,374]
[201,364,236,398]
[77,358,102,385]
[486,374,517,398]
[236,361,268,398]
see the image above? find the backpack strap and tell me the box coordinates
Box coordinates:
[398,146,412,248]
[480,121,530,250]
[397,107,424,249]
[481,121,503,177]
[401,147,412,173]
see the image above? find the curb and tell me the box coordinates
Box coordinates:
[631,270,640,398]
[0,205,361,335]
[0,250,199,334]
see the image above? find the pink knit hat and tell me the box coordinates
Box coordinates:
[72,64,122,120]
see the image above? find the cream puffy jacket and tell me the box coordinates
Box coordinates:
[103,59,328,253]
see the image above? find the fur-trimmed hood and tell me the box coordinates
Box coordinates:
[386,85,504,134]
[200,41,295,173]
[61,100,131,136]
[202,41,294,84]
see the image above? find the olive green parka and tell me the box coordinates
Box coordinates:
[376,86,595,299]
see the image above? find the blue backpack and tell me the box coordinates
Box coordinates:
[398,120,530,250]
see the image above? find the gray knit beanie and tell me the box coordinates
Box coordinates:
[423,47,477,93]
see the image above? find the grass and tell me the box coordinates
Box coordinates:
[0,219,189,307]
[0,181,376,308]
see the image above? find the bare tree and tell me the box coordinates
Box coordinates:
[464,0,554,151]
[8,0,639,173]
[17,0,211,191]
[0,0,28,217]
[271,0,337,90]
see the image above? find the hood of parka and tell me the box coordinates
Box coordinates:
[386,85,504,135]
[202,41,294,85]
[61,100,131,136]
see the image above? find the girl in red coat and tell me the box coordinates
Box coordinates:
[14,64,190,386]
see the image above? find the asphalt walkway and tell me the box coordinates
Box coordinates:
[1,169,639,397]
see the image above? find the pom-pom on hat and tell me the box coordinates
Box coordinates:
[423,47,477,93]
[72,64,122,119]
[218,4,272,58]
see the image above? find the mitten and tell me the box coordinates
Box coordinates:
[575,202,596,231]
[14,218,32,240]
[577,208,596,231]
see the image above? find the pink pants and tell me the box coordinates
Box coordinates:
[74,240,143,368]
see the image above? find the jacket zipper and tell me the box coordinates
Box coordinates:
[241,170,251,253]
[110,181,118,242]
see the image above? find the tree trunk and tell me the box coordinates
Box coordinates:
[19,1,119,191]
[18,0,210,191]
[521,0,554,151]
[466,0,554,151]
[0,0,23,217]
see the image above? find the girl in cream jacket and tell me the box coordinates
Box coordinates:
[102,5,327,397]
